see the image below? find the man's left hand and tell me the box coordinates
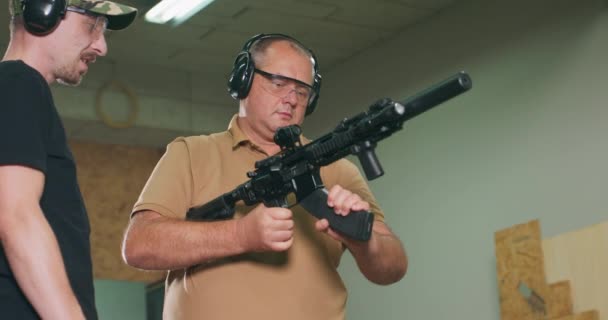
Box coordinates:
[315,185,370,243]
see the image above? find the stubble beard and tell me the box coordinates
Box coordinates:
[55,59,84,86]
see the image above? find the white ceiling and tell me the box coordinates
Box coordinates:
[101,0,459,75]
[0,0,462,75]
[0,0,463,147]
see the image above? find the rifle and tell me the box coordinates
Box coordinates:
[186,71,472,241]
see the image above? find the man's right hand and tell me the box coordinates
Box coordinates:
[237,204,294,252]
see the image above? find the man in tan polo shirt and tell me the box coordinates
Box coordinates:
[122,33,408,320]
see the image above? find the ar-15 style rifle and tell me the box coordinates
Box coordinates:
[186,72,472,241]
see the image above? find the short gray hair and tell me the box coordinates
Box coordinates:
[250,36,314,69]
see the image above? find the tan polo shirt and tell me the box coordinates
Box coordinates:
[132,115,384,320]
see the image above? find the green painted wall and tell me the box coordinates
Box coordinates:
[311,0,608,319]
[94,280,147,320]
[90,1,608,319]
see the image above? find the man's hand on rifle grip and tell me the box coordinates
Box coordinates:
[237,204,295,252]
[315,185,371,242]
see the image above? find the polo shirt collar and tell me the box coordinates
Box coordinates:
[227,115,249,149]
[227,114,311,151]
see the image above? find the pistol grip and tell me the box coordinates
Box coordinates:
[298,188,374,241]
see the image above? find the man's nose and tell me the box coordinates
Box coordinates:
[92,34,108,57]
[281,87,299,106]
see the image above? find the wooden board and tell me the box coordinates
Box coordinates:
[548,281,573,318]
[553,310,600,320]
[71,140,165,283]
[495,220,554,319]
[543,221,608,319]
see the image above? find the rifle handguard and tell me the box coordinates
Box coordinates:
[186,195,236,221]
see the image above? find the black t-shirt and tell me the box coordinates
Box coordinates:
[0,61,98,319]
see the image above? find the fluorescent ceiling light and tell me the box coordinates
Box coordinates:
[145,0,215,26]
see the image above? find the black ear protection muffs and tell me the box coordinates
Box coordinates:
[18,0,68,35]
[227,33,322,116]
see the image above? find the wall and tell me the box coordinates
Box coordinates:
[94,280,147,320]
[313,0,608,319]
[544,221,608,317]
[6,0,606,318]
[71,141,165,283]
[73,141,165,319]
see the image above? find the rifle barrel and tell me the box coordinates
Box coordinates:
[400,71,472,122]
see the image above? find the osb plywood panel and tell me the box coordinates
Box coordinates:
[543,221,608,319]
[495,220,554,320]
[71,141,165,283]
[553,310,600,320]
[549,281,573,318]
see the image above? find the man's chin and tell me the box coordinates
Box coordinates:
[57,76,83,87]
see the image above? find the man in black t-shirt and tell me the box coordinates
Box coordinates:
[0,0,137,319]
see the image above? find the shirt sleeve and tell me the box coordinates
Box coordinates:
[0,72,48,173]
[132,138,194,219]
